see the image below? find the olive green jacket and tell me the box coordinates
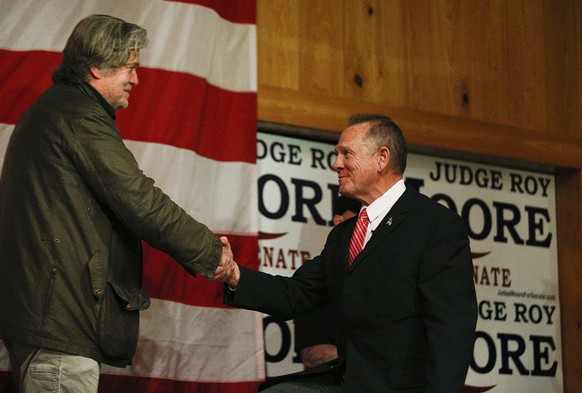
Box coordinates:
[0,83,222,367]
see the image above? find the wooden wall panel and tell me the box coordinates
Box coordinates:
[257,0,300,89]
[298,1,345,96]
[259,0,581,137]
[544,0,582,141]
[556,170,582,393]
[257,0,582,390]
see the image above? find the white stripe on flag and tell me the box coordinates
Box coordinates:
[101,299,265,382]
[0,124,12,171]
[125,139,258,236]
[0,0,257,92]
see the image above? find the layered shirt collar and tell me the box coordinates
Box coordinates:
[361,178,406,242]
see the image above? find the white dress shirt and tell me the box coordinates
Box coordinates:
[360,179,406,246]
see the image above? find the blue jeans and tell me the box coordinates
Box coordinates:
[5,341,100,393]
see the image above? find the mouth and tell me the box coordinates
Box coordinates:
[337,177,349,188]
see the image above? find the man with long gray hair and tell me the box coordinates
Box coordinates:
[0,14,232,392]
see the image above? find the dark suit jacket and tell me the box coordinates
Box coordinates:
[294,303,337,353]
[225,187,477,393]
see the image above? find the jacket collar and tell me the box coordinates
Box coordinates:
[80,82,116,120]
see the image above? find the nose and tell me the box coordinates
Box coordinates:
[332,155,342,172]
[131,70,139,86]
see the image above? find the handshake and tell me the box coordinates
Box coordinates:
[205,236,240,288]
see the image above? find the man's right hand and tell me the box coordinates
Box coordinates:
[206,236,240,288]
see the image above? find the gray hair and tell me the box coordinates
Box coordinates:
[348,114,408,175]
[52,14,147,85]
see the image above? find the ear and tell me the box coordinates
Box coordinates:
[89,65,104,80]
[377,146,390,171]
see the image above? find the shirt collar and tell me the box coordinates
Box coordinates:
[362,178,406,232]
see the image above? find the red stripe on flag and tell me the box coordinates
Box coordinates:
[99,374,262,393]
[165,0,256,24]
[117,67,257,164]
[0,50,60,124]
[0,372,263,393]
[0,50,257,164]
[142,234,259,307]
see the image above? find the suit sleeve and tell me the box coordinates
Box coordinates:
[418,211,478,393]
[224,258,329,320]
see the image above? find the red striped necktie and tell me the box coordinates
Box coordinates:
[348,208,369,265]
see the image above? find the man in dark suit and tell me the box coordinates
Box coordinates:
[294,195,360,369]
[219,114,477,392]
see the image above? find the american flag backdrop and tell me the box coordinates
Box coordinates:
[0,0,263,392]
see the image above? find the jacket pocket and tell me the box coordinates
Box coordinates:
[97,281,150,361]
[88,251,150,361]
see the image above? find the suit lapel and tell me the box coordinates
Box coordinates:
[346,188,416,273]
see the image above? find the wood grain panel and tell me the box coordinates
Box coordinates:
[544,0,582,141]
[556,170,582,391]
[258,0,582,137]
[257,0,300,89]
[298,0,345,96]
[259,85,582,168]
